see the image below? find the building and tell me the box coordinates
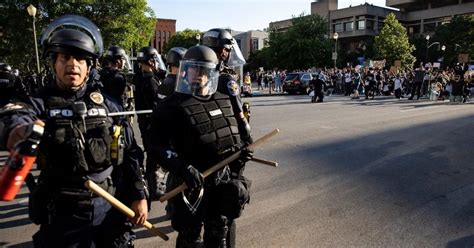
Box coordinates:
[150,18,176,55]
[269,0,474,61]
[232,30,269,60]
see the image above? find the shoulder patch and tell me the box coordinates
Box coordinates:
[90,92,104,105]
[227,81,240,96]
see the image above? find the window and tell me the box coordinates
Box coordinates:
[344,22,353,31]
[357,20,365,30]
[366,20,374,30]
[301,74,311,81]
[424,23,436,33]
[335,23,343,33]
[251,38,259,52]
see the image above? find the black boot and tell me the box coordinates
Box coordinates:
[176,230,203,248]
[204,216,228,248]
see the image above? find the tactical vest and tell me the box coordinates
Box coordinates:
[37,89,113,180]
[179,93,240,159]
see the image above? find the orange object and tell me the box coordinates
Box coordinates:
[0,121,44,201]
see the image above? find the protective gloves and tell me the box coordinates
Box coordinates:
[181,165,203,191]
[239,145,254,163]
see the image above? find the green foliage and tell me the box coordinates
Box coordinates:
[163,29,202,54]
[374,13,415,69]
[247,13,331,71]
[0,0,155,72]
[432,15,474,66]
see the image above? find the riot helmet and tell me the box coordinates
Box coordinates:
[0,63,15,89]
[175,46,219,98]
[105,46,131,71]
[166,47,187,67]
[202,28,233,50]
[137,46,166,71]
[0,63,12,73]
[40,15,103,90]
[202,28,246,68]
[40,15,103,61]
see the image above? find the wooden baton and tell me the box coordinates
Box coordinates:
[159,128,280,203]
[250,157,278,167]
[84,180,169,241]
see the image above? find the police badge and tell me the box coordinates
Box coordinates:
[89,92,104,104]
[227,81,240,96]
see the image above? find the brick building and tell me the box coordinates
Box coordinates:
[150,18,176,55]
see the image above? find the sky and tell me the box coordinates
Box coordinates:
[148,0,388,32]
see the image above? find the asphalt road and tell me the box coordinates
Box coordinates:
[1,94,474,247]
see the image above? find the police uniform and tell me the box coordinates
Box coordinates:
[148,45,251,248]
[2,14,147,248]
[3,84,146,247]
[134,70,162,198]
[100,67,128,106]
[202,28,253,145]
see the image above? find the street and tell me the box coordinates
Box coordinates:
[2,94,474,247]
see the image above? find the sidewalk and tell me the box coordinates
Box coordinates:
[242,85,287,97]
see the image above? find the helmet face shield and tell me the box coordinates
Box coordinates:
[175,60,219,97]
[40,14,103,58]
[154,54,166,71]
[227,38,246,67]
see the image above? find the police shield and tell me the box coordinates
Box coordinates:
[40,14,104,58]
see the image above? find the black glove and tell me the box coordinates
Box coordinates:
[181,165,203,190]
[239,146,254,163]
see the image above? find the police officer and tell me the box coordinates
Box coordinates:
[134,46,166,200]
[310,74,326,103]
[408,66,425,100]
[0,63,19,107]
[364,68,376,100]
[202,28,253,146]
[2,15,147,247]
[148,45,253,247]
[100,46,132,108]
[157,47,187,100]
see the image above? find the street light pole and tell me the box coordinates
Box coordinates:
[425,35,430,65]
[333,32,338,68]
[27,4,40,75]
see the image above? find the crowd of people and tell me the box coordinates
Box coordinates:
[247,65,473,103]
[1,15,254,248]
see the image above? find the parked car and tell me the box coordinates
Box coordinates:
[282,72,317,94]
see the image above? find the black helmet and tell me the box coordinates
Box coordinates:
[106,46,126,59]
[0,63,12,73]
[0,63,14,89]
[137,46,159,62]
[166,47,187,67]
[137,46,166,71]
[202,28,233,50]
[43,29,98,59]
[175,46,220,97]
[40,15,103,60]
[183,45,219,64]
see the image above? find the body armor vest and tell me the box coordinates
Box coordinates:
[38,89,113,181]
[179,92,240,166]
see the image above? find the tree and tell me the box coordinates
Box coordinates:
[248,13,332,71]
[374,13,415,69]
[163,29,202,54]
[432,15,474,67]
[264,13,332,70]
[0,0,155,72]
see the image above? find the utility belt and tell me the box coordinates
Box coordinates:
[29,177,114,225]
[57,177,115,200]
